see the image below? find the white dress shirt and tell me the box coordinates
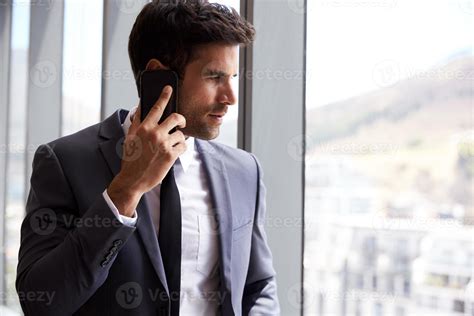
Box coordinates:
[102,106,220,315]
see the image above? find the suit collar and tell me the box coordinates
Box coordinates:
[98,109,127,140]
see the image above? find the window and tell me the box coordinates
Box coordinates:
[355,299,362,316]
[395,306,405,316]
[304,0,473,315]
[3,2,30,314]
[374,302,383,316]
[210,0,240,147]
[61,0,103,136]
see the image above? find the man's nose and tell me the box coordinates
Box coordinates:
[218,82,237,106]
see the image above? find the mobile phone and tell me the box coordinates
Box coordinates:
[139,70,179,130]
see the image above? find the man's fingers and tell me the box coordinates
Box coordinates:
[142,85,173,127]
[168,130,186,146]
[171,140,187,155]
[160,113,186,133]
[128,105,141,134]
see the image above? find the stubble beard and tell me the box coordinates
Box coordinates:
[177,100,220,141]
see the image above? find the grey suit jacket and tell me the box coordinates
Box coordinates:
[16,109,280,315]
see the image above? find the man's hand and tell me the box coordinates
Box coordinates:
[107,86,186,217]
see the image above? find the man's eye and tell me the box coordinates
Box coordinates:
[209,76,222,81]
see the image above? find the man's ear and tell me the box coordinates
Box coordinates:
[145,59,169,71]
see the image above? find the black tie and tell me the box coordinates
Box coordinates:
[158,165,181,316]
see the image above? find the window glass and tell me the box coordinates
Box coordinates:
[210,0,240,147]
[304,1,473,315]
[61,0,103,136]
[3,1,30,314]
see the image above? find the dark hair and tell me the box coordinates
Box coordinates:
[128,0,255,93]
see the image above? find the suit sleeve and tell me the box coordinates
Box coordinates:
[242,153,280,315]
[16,144,137,315]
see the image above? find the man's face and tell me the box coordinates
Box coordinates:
[177,43,238,140]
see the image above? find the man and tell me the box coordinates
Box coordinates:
[16,1,279,315]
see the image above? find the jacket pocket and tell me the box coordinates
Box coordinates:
[232,220,253,242]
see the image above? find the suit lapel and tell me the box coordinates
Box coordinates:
[195,139,233,294]
[98,110,170,294]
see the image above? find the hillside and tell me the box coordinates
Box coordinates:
[306,56,473,148]
[306,55,473,224]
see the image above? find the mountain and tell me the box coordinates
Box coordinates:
[306,55,473,224]
[306,56,473,149]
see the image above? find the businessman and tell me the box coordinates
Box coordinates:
[16,0,279,315]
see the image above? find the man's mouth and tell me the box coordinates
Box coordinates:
[209,113,225,118]
[208,113,225,124]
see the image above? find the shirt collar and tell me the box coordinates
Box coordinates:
[122,106,195,173]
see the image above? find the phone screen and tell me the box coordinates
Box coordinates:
[139,70,179,127]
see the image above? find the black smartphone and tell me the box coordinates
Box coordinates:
[139,70,179,129]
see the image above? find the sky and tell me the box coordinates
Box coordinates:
[306,0,473,108]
